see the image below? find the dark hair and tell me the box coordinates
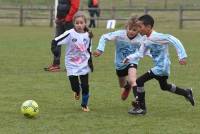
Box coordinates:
[138,14,154,28]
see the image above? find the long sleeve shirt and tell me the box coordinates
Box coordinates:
[96,30,142,70]
[53,29,91,76]
[127,31,187,76]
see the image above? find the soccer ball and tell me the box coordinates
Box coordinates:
[21,100,39,118]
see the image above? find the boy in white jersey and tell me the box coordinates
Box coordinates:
[93,16,143,101]
[51,12,93,112]
[123,14,195,115]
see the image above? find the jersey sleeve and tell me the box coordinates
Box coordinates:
[54,30,71,46]
[166,35,187,59]
[150,34,187,60]
[127,41,149,61]
[96,30,124,52]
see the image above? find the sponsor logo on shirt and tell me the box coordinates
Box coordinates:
[72,38,77,42]
[83,38,88,45]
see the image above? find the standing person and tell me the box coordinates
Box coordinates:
[93,16,145,101]
[123,14,195,115]
[88,0,100,28]
[51,11,93,112]
[45,0,80,72]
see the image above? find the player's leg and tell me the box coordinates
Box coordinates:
[116,67,131,100]
[157,76,195,106]
[128,64,138,98]
[118,76,129,100]
[80,74,90,112]
[68,75,80,100]
[128,71,154,115]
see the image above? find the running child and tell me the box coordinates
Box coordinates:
[123,14,195,115]
[51,11,93,112]
[93,16,148,101]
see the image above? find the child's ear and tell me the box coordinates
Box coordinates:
[147,25,152,30]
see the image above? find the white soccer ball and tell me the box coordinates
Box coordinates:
[21,100,39,118]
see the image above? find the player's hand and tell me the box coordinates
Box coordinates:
[179,58,187,65]
[93,50,102,57]
[122,58,129,64]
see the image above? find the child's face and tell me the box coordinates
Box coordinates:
[126,26,139,38]
[137,20,151,36]
[74,17,86,33]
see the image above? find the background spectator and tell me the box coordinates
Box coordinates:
[88,0,100,28]
[44,0,80,72]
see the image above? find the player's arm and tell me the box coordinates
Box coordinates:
[165,34,187,65]
[150,34,187,65]
[123,42,148,63]
[51,30,71,56]
[93,30,123,57]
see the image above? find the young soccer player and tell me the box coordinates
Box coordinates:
[93,16,146,101]
[51,11,93,112]
[123,14,195,115]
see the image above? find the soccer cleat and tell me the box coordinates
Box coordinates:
[131,100,138,108]
[121,85,131,101]
[74,92,80,100]
[185,88,195,106]
[44,64,61,72]
[81,106,90,112]
[128,107,146,115]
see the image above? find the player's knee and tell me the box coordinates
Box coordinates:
[136,79,144,87]
[160,84,171,91]
[129,80,137,87]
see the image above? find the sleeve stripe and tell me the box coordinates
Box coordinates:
[55,33,70,43]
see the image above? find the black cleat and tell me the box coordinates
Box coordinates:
[185,88,195,106]
[128,107,146,115]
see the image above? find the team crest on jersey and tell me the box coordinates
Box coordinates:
[72,38,77,42]
[83,38,88,45]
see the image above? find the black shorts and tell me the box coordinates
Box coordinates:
[116,64,137,77]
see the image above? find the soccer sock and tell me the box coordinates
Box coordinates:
[170,84,187,97]
[132,86,137,98]
[81,94,89,107]
[137,86,146,109]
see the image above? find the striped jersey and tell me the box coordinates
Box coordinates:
[127,31,187,76]
[53,28,91,76]
[96,30,142,70]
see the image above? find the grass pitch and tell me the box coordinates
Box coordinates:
[0,26,200,134]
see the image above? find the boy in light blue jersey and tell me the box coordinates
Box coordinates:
[93,16,145,101]
[123,14,195,115]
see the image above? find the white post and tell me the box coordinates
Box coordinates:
[54,0,58,19]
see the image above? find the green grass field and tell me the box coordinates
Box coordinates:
[0,25,200,134]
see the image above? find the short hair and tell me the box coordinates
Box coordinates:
[138,14,154,28]
[125,15,138,29]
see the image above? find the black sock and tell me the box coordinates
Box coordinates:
[175,87,188,97]
[137,92,146,109]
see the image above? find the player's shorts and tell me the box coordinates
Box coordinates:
[116,64,137,77]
